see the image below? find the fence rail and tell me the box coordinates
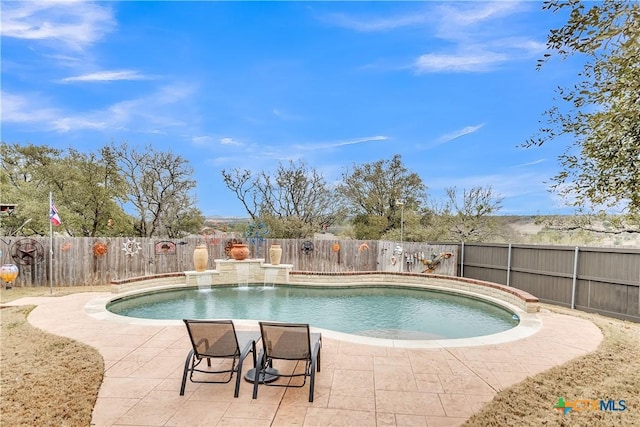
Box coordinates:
[1,237,638,322]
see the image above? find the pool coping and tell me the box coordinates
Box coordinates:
[88,281,542,349]
[110,269,540,313]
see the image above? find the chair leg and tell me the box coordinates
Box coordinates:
[180,350,195,395]
[309,363,316,402]
[234,358,243,398]
[252,350,264,399]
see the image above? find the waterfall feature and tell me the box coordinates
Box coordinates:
[263,268,278,288]
[236,263,250,288]
[196,274,211,290]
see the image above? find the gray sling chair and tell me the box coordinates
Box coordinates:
[180,319,258,397]
[252,321,322,402]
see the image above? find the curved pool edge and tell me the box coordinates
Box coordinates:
[85,283,542,349]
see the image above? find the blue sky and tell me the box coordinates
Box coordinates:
[1,1,585,217]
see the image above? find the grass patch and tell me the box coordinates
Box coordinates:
[1,287,106,426]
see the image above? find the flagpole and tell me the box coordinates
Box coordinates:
[49,191,53,295]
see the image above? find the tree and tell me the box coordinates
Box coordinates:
[222,160,346,238]
[0,143,135,237]
[428,186,503,242]
[337,154,427,239]
[104,143,203,237]
[529,0,640,214]
[221,169,260,221]
[54,149,133,237]
[0,143,55,236]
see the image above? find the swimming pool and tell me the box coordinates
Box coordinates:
[107,284,519,340]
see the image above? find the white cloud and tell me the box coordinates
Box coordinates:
[513,159,546,168]
[326,2,542,75]
[413,2,542,74]
[59,70,151,83]
[440,124,484,143]
[435,2,522,30]
[324,10,430,32]
[192,136,215,146]
[1,91,60,124]
[419,124,484,149]
[293,136,388,151]
[220,137,243,146]
[415,52,507,73]
[2,82,196,133]
[0,0,116,51]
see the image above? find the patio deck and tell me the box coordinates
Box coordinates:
[11,292,602,426]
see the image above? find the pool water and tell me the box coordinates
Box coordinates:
[107,285,519,340]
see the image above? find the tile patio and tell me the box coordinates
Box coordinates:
[8,293,603,426]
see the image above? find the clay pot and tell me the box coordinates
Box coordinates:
[229,243,250,261]
[193,244,209,272]
[269,244,282,265]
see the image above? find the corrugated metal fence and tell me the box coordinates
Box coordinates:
[1,237,637,322]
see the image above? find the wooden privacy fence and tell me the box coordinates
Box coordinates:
[1,236,637,323]
[0,236,457,287]
[458,243,640,323]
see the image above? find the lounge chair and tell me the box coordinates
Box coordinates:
[180,319,258,397]
[252,321,322,402]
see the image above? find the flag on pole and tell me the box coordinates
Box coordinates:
[50,200,61,226]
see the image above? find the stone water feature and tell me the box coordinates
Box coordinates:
[184,259,293,288]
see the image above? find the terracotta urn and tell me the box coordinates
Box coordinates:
[193,244,209,272]
[269,244,282,265]
[229,243,250,261]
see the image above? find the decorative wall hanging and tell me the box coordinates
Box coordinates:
[421,252,453,273]
[332,242,340,252]
[357,243,369,253]
[122,238,142,256]
[245,221,269,258]
[93,242,108,256]
[61,242,72,252]
[301,240,314,255]
[155,241,176,255]
[10,238,45,265]
[0,264,19,289]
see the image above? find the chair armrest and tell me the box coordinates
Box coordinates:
[311,339,321,360]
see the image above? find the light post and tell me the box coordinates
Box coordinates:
[396,201,404,272]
